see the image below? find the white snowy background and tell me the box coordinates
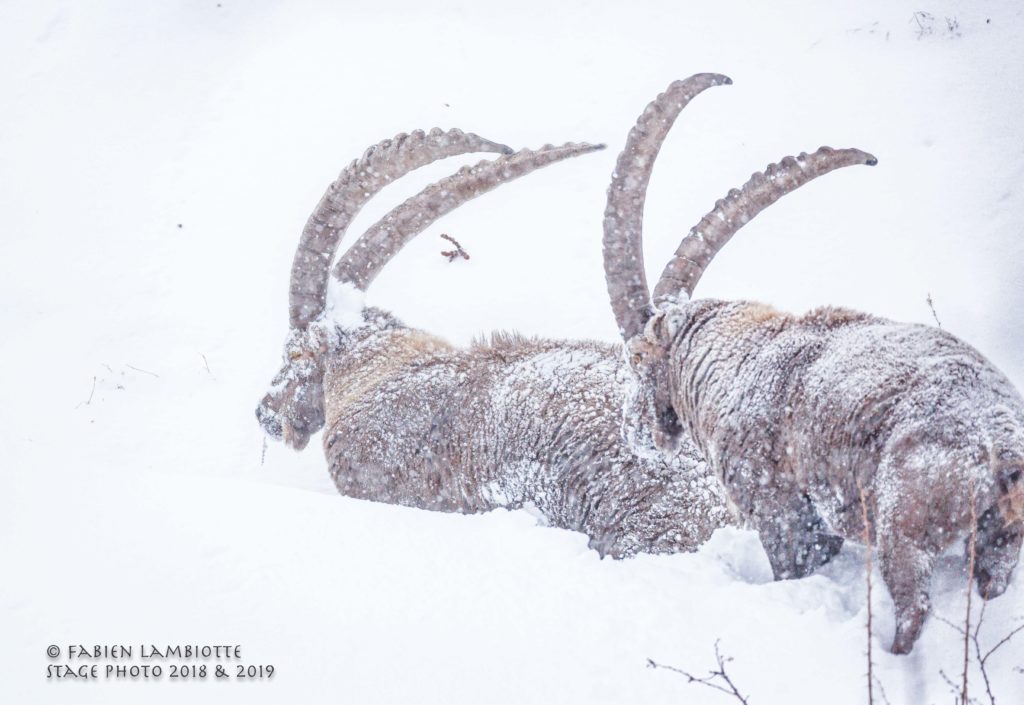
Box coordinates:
[2,1,1023,703]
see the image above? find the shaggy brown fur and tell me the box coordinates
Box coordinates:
[601,74,1023,654]
[257,131,730,559]
[628,300,1024,653]
[310,307,728,557]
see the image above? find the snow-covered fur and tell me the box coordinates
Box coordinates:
[281,306,729,558]
[255,127,730,559]
[626,298,1024,653]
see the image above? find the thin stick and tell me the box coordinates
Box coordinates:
[76,376,97,409]
[647,640,750,705]
[874,677,892,705]
[939,669,962,702]
[926,293,942,328]
[939,601,1024,705]
[440,233,470,262]
[201,354,211,374]
[856,478,875,705]
[126,364,160,378]
[981,619,1024,663]
[975,600,994,705]
[962,485,978,705]
[975,603,1024,705]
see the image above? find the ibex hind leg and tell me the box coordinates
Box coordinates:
[751,487,844,580]
[874,447,948,654]
[879,531,935,654]
[974,504,1023,600]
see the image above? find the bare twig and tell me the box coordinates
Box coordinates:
[648,640,750,704]
[974,603,1024,705]
[201,354,211,374]
[261,435,268,466]
[933,483,1024,705]
[934,612,967,636]
[926,293,942,328]
[981,618,1024,663]
[874,677,892,705]
[911,11,935,39]
[126,364,159,378]
[961,486,978,705]
[76,376,97,409]
[856,478,876,705]
[939,668,968,704]
[975,601,995,705]
[440,233,470,262]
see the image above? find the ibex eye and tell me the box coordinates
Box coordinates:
[289,351,303,361]
[631,353,644,367]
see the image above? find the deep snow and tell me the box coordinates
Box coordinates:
[2,1,1023,703]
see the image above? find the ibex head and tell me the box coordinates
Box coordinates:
[602,74,876,452]
[255,128,515,451]
[624,308,688,451]
[258,125,604,452]
[257,323,336,450]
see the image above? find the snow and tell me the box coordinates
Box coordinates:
[323,280,367,330]
[2,1,1023,703]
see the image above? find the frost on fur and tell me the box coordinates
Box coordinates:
[257,129,729,558]
[603,75,1022,654]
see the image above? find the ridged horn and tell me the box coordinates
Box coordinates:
[652,146,877,305]
[288,128,512,328]
[603,73,732,341]
[333,142,606,291]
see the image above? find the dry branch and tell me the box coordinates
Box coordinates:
[439,233,470,262]
[647,640,750,705]
[857,479,877,705]
[926,292,942,328]
[76,376,97,409]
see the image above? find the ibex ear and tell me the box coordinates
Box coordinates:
[662,308,685,341]
[643,310,667,341]
[644,308,684,345]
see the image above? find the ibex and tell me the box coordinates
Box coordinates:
[256,126,730,558]
[609,74,1024,653]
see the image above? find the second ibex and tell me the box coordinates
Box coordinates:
[609,74,1024,654]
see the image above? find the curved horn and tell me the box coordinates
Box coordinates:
[603,73,732,341]
[333,142,606,291]
[652,146,877,306]
[289,129,512,328]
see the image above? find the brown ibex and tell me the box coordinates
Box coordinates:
[257,126,730,558]
[608,75,1024,653]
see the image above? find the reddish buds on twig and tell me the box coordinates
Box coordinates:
[440,233,470,262]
